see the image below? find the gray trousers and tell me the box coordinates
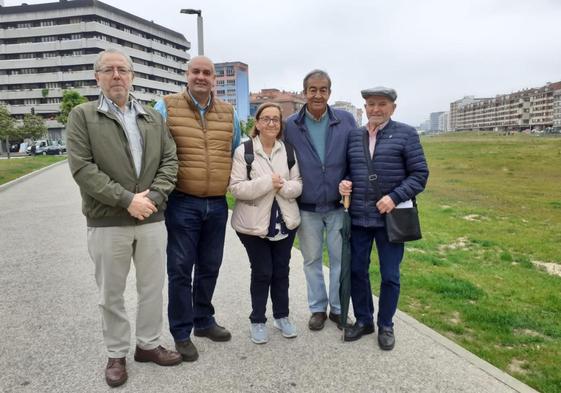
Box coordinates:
[87,221,166,358]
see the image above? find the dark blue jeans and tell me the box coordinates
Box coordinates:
[165,191,228,341]
[236,230,296,324]
[350,225,404,328]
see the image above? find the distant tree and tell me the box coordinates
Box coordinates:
[41,88,49,98]
[57,90,87,125]
[147,99,157,108]
[20,113,47,140]
[0,105,18,158]
[241,117,255,136]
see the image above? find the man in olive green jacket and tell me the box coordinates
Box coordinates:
[66,48,180,388]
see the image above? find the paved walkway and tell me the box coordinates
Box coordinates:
[0,163,539,393]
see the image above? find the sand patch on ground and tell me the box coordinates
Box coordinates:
[532,260,561,277]
[463,214,488,221]
[408,248,426,254]
[449,311,461,325]
[513,328,547,339]
[507,358,529,375]
[438,237,469,252]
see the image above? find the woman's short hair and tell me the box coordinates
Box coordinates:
[250,102,284,139]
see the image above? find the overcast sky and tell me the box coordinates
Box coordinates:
[5,0,561,125]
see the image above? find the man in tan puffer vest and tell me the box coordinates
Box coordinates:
[154,56,241,362]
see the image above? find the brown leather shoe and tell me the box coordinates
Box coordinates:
[308,312,327,331]
[329,312,354,330]
[105,357,127,387]
[134,345,182,366]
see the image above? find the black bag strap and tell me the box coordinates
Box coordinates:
[362,128,383,201]
[243,139,254,180]
[284,141,296,171]
[243,139,296,181]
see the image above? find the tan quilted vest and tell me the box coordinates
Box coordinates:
[164,91,234,197]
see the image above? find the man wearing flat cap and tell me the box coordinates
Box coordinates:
[339,86,429,350]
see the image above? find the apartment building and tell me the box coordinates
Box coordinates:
[553,89,561,131]
[250,88,306,118]
[0,0,190,139]
[332,100,363,127]
[214,61,249,122]
[450,81,561,132]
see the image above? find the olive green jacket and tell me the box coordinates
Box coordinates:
[67,97,178,227]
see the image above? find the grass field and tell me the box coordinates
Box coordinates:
[0,156,66,186]
[394,132,561,392]
[228,132,561,392]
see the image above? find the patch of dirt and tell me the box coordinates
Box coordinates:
[513,328,546,339]
[462,214,488,222]
[507,358,529,375]
[449,311,461,325]
[408,248,426,254]
[532,260,561,278]
[438,237,470,252]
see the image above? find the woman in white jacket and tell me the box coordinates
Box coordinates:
[229,102,302,344]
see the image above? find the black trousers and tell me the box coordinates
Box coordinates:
[237,230,296,323]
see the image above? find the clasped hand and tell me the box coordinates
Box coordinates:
[127,189,157,220]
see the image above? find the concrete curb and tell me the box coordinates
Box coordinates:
[0,158,67,193]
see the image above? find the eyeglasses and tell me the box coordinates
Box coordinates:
[97,67,132,76]
[259,117,281,125]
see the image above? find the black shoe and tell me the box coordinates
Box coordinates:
[194,324,232,342]
[343,322,375,342]
[328,312,353,330]
[378,326,395,350]
[308,312,327,331]
[175,339,199,362]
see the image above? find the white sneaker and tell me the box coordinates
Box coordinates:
[273,317,297,338]
[250,323,268,344]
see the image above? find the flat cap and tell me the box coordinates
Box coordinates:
[361,86,397,101]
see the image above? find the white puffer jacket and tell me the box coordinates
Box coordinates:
[229,136,302,237]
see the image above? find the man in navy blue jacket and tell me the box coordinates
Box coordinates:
[285,70,357,331]
[339,87,428,350]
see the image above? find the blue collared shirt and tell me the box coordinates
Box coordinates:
[154,91,241,154]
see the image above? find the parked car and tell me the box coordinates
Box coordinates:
[45,144,64,155]
[26,140,49,155]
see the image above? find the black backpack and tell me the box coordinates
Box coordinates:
[243,139,296,180]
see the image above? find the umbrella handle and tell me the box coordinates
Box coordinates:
[343,195,350,209]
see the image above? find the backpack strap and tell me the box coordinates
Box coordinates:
[243,139,254,180]
[284,141,296,171]
[244,139,296,181]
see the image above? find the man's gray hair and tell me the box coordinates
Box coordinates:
[94,48,134,72]
[303,69,331,91]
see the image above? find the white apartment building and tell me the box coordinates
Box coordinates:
[0,0,190,139]
[450,82,561,132]
[332,100,363,126]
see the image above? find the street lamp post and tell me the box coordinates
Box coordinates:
[180,9,204,56]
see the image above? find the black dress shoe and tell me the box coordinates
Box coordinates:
[175,339,199,362]
[343,322,375,342]
[378,326,395,350]
[194,324,232,342]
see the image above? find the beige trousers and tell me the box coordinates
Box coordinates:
[87,221,166,358]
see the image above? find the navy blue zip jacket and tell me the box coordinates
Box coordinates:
[285,105,357,212]
[347,119,429,227]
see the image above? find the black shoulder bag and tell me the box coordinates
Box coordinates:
[362,129,422,243]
